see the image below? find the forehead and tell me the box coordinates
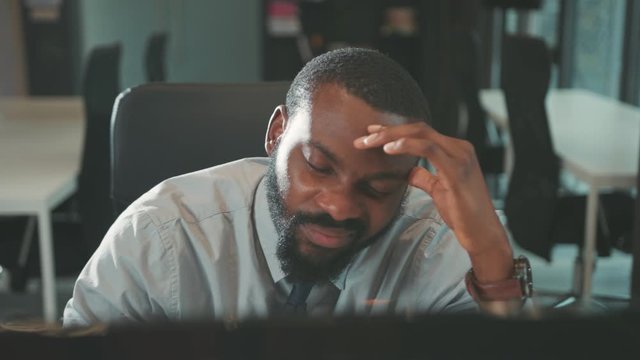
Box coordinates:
[287,84,417,172]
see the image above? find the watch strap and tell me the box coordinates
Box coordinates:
[465,269,524,302]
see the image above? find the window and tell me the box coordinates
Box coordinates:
[530,0,560,48]
[530,0,561,87]
[570,0,626,98]
[504,0,561,87]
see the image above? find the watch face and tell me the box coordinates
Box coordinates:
[515,255,533,297]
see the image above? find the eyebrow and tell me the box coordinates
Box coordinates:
[307,140,339,164]
[306,140,409,182]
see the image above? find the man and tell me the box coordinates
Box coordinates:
[63,48,527,327]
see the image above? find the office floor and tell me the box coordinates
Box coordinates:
[518,244,632,312]
[0,243,633,322]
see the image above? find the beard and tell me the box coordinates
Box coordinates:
[265,147,375,283]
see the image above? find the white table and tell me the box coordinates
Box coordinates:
[480,88,640,303]
[0,96,84,322]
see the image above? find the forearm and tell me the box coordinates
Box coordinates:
[461,219,514,282]
[464,227,527,316]
[468,237,514,283]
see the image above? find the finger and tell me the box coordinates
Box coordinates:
[367,124,386,133]
[354,122,426,149]
[408,166,439,195]
[381,137,455,181]
[410,126,472,160]
[355,122,468,159]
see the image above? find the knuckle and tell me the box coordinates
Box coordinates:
[459,141,477,164]
[459,139,475,154]
[461,153,476,169]
[417,123,430,135]
[458,154,478,177]
[421,141,437,154]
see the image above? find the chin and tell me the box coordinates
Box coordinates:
[296,236,342,265]
[279,227,371,283]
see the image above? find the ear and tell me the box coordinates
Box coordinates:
[265,105,288,155]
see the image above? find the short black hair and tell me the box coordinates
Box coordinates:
[286,47,430,122]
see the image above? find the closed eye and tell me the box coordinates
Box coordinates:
[305,158,333,175]
[359,183,393,199]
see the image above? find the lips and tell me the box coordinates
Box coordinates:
[300,224,354,249]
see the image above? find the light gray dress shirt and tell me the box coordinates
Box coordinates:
[63,158,476,327]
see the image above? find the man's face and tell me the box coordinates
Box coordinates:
[265,83,418,282]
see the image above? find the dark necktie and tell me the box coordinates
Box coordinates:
[284,282,314,314]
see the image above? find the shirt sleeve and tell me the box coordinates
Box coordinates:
[62,210,177,327]
[412,220,478,314]
[428,210,511,314]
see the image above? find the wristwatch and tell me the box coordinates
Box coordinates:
[465,255,533,302]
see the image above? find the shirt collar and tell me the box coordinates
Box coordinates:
[253,176,349,290]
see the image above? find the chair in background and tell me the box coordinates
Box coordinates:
[77,43,122,254]
[145,32,168,82]
[2,44,122,291]
[501,35,633,305]
[110,82,290,214]
[630,131,640,310]
[452,29,505,197]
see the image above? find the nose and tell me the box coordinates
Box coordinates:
[313,185,364,222]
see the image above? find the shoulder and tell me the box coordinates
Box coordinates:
[121,157,269,227]
[68,158,271,323]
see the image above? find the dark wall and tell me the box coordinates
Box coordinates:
[21,0,79,95]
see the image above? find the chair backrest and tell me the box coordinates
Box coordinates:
[501,35,559,260]
[452,29,501,174]
[110,82,290,214]
[78,43,121,252]
[632,131,640,309]
[145,32,168,82]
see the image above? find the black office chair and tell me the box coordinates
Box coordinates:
[630,131,640,310]
[77,43,121,254]
[501,35,633,305]
[452,29,505,196]
[0,44,122,291]
[145,32,168,82]
[110,82,290,214]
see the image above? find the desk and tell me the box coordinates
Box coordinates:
[2,314,640,358]
[480,88,640,303]
[0,97,84,322]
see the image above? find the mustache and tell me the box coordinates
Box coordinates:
[290,212,366,237]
